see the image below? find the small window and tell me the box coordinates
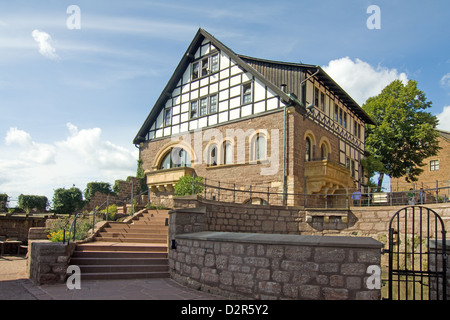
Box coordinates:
[255,134,266,161]
[320,92,325,111]
[430,160,439,171]
[201,57,209,77]
[211,54,219,73]
[223,141,233,165]
[343,113,347,129]
[242,83,252,104]
[354,120,358,136]
[200,98,208,116]
[357,124,361,139]
[321,144,328,160]
[164,109,171,126]
[190,101,198,119]
[339,109,343,125]
[192,62,199,80]
[314,87,319,108]
[209,145,218,166]
[209,95,217,113]
[334,104,338,122]
[351,160,355,178]
[305,138,311,162]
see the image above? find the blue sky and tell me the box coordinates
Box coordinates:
[1,0,449,204]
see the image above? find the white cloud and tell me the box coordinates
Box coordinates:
[440,73,450,89]
[31,29,59,60]
[323,57,408,105]
[5,127,56,165]
[0,124,138,204]
[437,106,450,132]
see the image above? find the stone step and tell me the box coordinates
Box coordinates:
[71,250,168,259]
[79,271,170,280]
[95,237,168,244]
[78,264,169,273]
[75,243,168,252]
[70,257,168,265]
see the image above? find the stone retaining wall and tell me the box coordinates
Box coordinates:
[27,241,76,285]
[170,231,383,300]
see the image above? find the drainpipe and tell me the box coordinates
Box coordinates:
[281,85,288,206]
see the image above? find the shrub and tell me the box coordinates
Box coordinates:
[18,194,48,213]
[174,175,204,196]
[0,193,8,212]
[52,187,85,215]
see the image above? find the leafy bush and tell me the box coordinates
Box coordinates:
[52,187,85,215]
[174,175,204,196]
[98,204,118,221]
[18,194,48,213]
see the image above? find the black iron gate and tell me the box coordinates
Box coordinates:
[385,206,447,300]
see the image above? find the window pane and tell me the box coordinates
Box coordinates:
[164,109,171,126]
[210,146,217,166]
[160,152,171,169]
[200,98,207,116]
[190,101,198,118]
[305,138,311,162]
[255,135,266,160]
[192,62,199,79]
[211,54,219,73]
[224,142,232,164]
[243,84,252,104]
[201,57,209,76]
[209,95,217,113]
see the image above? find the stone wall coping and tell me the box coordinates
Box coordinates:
[176,231,384,249]
[169,206,206,214]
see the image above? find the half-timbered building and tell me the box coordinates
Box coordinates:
[134,29,375,206]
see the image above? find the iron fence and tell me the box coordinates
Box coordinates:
[196,178,450,208]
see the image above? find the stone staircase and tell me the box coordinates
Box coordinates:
[69,209,170,280]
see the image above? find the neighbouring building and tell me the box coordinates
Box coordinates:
[133,29,375,207]
[390,129,450,200]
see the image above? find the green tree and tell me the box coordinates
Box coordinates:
[52,187,85,215]
[362,79,440,190]
[174,175,204,196]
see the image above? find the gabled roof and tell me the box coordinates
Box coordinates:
[133,28,375,144]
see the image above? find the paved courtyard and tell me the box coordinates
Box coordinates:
[0,255,225,300]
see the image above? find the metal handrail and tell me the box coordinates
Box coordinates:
[197,178,450,208]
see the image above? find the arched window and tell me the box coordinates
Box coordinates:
[223,141,233,165]
[255,133,266,161]
[321,143,328,160]
[305,137,311,162]
[159,147,191,169]
[208,144,218,166]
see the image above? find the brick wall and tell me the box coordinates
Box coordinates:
[0,216,46,243]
